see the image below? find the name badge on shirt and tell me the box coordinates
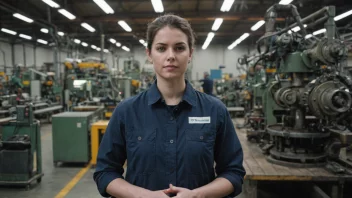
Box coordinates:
[189,117,211,124]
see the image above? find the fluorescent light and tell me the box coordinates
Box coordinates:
[58,9,76,20]
[335,10,352,21]
[313,29,326,35]
[291,24,307,32]
[212,18,223,31]
[118,21,132,32]
[104,49,109,53]
[42,0,60,8]
[13,13,33,23]
[109,38,116,44]
[91,45,97,49]
[41,28,49,33]
[82,42,88,47]
[143,43,147,47]
[74,39,81,44]
[139,39,145,44]
[37,39,48,45]
[1,28,17,35]
[251,20,265,31]
[151,0,164,13]
[116,42,121,47]
[279,0,293,5]
[202,32,215,50]
[96,47,101,51]
[81,23,96,32]
[58,31,64,36]
[93,0,114,14]
[305,34,312,39]
[122,46,130,52]
[220,0,235,12]
[19,34,32,40]
[228,33,250,50]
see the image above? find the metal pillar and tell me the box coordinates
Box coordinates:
[33,45,37,67]
[100,34,105,62]
[11,43,15,68]
[23,43,26,67]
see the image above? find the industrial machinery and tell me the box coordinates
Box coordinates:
[250,4,352,168]
[52,108,103,166]
[0,104,43,189]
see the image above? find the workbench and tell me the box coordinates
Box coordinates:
[234,119,352,198]
[90,120,109,166]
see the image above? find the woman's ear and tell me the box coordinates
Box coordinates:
[146,48,152,63]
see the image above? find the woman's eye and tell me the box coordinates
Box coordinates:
[156,47,166,52]
[175,46,185,51]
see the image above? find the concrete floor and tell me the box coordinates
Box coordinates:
[0,121,248,198]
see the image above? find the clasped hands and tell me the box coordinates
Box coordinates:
[149,184,202,198]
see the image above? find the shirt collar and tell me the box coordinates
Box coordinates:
[147,79,197,107]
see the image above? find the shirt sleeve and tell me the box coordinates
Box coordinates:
[93,107,127,197]
[214,105,246,197]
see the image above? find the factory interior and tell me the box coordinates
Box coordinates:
[1,0,352,198]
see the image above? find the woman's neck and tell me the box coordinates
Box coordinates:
[157,77,186,105]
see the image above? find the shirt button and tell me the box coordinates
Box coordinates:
[200,136,204,140]
[170,139,174,144]
[138,136,142,141]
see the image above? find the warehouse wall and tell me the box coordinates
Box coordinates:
[0,39,250,80]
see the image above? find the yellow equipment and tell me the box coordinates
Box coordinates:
[64,61,105,70]
[91,120,109,166]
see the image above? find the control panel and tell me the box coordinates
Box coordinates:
[16,105,33,124]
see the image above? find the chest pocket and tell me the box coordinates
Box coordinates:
[126,129,156,174]
[185,128,216,174]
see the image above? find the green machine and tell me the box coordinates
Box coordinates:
[52,111,101,165]
[0,104,43,189]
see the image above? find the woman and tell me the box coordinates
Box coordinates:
[94,14,245,198]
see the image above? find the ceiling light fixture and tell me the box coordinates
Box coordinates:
[91,45,97,49]
[122,46,130,52]
[250,20,265,31]
[109,38,116,44]
[116,42,121,47]
[58,9,76,20]
[335,9,352,21]
[41,28,49,33]
[81,23,96,32]
[74,39,81,44]
[82,42,88,47]
[313,28,326,35]
[228,33,250,50]
[104,49,109,53]
[42,0,60,8]
[19,34,32,40]
[37,39,48,45]
[13,13,33,23]
[1,28,17,35]
[220,0,235,12]
[93,0,114,14]
[212,18,223,31]
[279,0,293,5]
[118,21,132,32]
[139,39,145,44]
[202,32,215,50]
[151,0,164,13]
[58,31,65,36]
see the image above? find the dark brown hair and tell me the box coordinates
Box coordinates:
[146,14,196,51]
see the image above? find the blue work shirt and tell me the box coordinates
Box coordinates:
[93,80,245,197]
[200,77,214,95]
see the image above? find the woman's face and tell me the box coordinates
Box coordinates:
[147,26,193,81]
